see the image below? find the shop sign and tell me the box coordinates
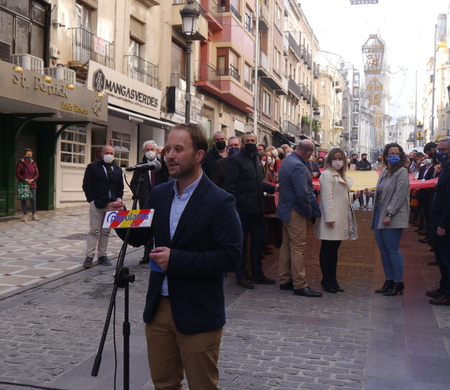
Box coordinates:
[87,60,161,118]
[1,60,108,121]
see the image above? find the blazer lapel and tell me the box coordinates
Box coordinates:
[170,175,209,247]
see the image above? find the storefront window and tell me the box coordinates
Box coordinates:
[111,131,130,168]
[60,125,87,164]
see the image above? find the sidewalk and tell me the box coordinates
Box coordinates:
[0,206,142,298]
[0,207,449,390]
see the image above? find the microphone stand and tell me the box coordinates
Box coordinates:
[91,171,146,390]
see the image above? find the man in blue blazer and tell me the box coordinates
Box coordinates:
[116,123,242,389]
[82,145,124,268]
[276,140,322,297]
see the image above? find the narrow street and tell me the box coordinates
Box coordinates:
[0,206,449,390]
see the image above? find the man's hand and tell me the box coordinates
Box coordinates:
[149,247,171,271]
[275,184,280,192]
[364,188,371,197]
[326,221,335,227]
[109,198,124,211]
[312,172,319,178]
[437,227,446,236]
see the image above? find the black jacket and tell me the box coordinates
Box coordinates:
[223,150,275,214]
[356,159,372,171]
[130,156,169,208]
[429,161,450,242]
[202,147,224,179]
[118,174,242,334]
[82,159,124,209]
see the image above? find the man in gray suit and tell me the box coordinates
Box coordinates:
[276,140,322,297]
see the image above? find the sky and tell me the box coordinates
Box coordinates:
[299,0,450,121]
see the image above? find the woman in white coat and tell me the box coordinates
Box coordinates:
[315,148,357,293]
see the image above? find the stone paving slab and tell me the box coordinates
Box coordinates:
[0,208,449,390]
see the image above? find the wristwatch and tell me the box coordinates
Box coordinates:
[386,213,394,217]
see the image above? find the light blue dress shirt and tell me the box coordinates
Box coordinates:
[160,173,203,296]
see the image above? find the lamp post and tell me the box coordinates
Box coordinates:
[180,0,200,123]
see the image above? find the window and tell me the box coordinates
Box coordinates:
[0,0,47,58]
[60,126,87,164]
[244,63,253,91]
[76,1,91,31]
[274,98,279,123]
[111,131,131,168]
[320,80,326,94]
[274,3,282,30]
[217,48,240,81]
[273,47,281,75]
[262,90,271,116]
[245,7,253,35]
[202,118,212,138]
[171,41,186,88]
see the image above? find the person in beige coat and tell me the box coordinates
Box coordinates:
[315,148,357,293]
[364,143,410,296]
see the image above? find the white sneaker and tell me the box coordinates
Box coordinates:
[22,215,29,222]
[32,214,39,221]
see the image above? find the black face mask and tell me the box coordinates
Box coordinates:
[352,159,358,164]
[377,158,382,162]
[215,141,226,150]
[244,143,257,154]
[362,158,366,161]
[278,153,285,160]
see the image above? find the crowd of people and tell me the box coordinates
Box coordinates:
[67,123,450,390]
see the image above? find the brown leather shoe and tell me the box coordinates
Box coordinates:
[429,296,450,306]
[426,289,441,298]
[236,278,254,289]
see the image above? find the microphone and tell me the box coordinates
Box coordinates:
[125,160,162,172]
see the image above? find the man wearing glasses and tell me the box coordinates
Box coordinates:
[427,136,450,306]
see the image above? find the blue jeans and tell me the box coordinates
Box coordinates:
[236,213,265,280]
[373,206,404,282]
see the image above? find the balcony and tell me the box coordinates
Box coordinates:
[68,28,114,72]
[258,1,270,29]
[197,60,253,113]
[125,55,158,88]
[258,51,270,76]
[288,77,302,100]
[200,0,223,31]
[137,0,160,6]
[284,120,301,138]
[313,63,319,79]
[301,84,310,102]
[301,124,311,139]
[286,32,301,61]
[172,1,208,41]
[11,54,44,73]
[219,2,241,21]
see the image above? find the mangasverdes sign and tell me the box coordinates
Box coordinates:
[87,60,161,119]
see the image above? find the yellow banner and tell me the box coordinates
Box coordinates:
[346,170,380,191]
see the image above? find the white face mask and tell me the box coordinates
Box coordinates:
[285,153,291,157]
[424,158,432,166]
[332,160,344,170]
[267,157,273,164]
[145,151,156,161]
[103,154,114,164]
[271,150,278,157]
[261,160,266,166]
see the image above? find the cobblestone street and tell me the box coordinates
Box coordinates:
[0,206,449,390]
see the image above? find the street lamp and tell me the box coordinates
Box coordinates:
[180,0,200,123]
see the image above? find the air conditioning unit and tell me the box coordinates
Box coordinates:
[43,67,76,84]
[11,54,44,73]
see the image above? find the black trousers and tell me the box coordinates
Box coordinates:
[319,240,342,289]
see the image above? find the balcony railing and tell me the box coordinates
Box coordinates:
[284,120,300,138]
[218,65,240,82]
[244,80,253,91]
[301,124,311,138]
[219,3,242,21]
[286,32,301,60]
[198,60,222,89]
[245,22,254,36]
[288,77,301,99]
[125,55,158,88]
[69,27,114,69]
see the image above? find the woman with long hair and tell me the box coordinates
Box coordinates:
[315,148,357,293]
[364,143,410,296]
